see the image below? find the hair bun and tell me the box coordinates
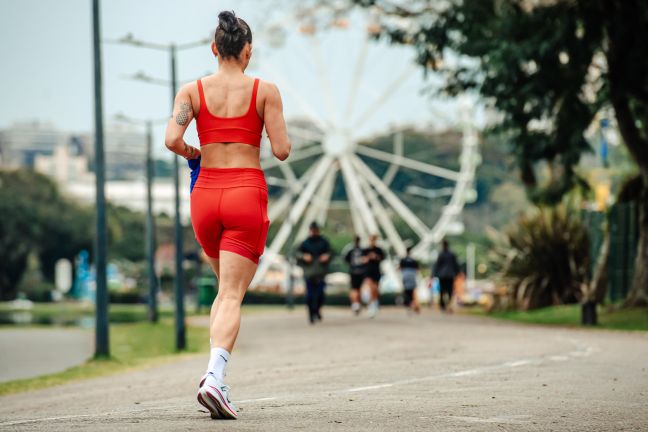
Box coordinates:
[218,10,239,34]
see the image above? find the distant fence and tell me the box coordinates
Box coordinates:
[583,202,639,302]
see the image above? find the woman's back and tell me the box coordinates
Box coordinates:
[193,73,264,169]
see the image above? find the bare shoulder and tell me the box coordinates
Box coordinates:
[177,80,202,113]
[257,79,281,100]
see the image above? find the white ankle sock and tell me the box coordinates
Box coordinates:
[207,347,230,381]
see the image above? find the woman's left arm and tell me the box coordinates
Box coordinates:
[165,84,201,160]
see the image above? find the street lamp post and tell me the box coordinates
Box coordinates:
[168,43,185,350]
[144,120,158,322]
[92,0,109,358]
[114,113,166,323]
[107,34,210,350]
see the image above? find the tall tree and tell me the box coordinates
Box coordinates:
[354,0,648,305]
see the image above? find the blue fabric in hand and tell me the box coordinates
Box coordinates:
[188,157,201,193]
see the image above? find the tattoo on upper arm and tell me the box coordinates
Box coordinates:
[175,101,191,126]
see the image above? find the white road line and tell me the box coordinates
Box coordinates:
[237,397,277,403]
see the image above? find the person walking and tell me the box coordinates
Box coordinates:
[362,234,384,318]
[399,246,420,314]
[432,239,460,312]
[165,10,291,420]
[297,222,332,324]
[344,236,365,315]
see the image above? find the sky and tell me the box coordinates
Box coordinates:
[0,0,465,155]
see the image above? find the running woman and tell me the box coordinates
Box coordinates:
[362,234,384,318]
[399,246,420,314]
[164,10,290,419]
[344,236,365,315]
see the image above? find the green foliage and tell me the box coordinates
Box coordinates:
[357,0,609,203]
[0,169,164,300]
[0,170,93,300]
[490,205,590,310]
[107,204,145,262]
[480,304,648,331]
[355,0,648,305]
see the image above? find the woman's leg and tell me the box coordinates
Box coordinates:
[205,258,220,338]
[209,251,257,352]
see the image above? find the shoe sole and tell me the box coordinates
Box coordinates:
[197,391,221,419]
[200,385,238,419]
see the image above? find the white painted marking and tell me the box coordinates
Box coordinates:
[448,414,531,424]
[348,383,394,392]
[237,396,277,403]
[550,355,569,361]
[506,360,532,367]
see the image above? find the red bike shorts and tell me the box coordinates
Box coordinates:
[190,167,269,264]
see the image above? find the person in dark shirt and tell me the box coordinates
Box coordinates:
[399,246,420,314]
[297,222,332,324]
[344,236,365,315]
[362,234,384,318]
[432,239,460,312]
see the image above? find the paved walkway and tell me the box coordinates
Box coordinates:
[0,308,647,431]
[0,327,92,383]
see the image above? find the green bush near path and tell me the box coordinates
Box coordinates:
[472,304,648,331]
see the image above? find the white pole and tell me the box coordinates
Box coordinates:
[466,243,475,290]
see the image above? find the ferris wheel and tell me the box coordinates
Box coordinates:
[248,2,480,286]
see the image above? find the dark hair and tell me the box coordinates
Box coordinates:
[354,236,360,245]
[406,246,412,254]
[215,11,252,60]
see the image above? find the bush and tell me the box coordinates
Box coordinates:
[109,290,143,304]
[490,204,590,310]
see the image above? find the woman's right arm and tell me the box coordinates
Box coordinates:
[263,82,291,161]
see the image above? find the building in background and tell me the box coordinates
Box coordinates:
[0,121,147,181]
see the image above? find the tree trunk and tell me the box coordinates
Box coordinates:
[591,226,609,304]
[604,0,648,306]
[625,176,648,307]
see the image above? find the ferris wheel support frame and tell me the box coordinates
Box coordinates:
[252,155,334,286]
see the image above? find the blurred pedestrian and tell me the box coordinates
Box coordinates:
[432,239,460,312]
[344,236,365,315]
[399,246,420,314]
[362,234,384,318]
[297,222,332,324]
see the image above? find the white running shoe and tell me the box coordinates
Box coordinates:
[198,374,238,420]
[351,302,361,315]
[367,300,379,318]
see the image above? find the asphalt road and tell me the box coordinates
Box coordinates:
[0,328,92,383]
[0,307,647,431]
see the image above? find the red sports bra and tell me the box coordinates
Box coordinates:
[195,78,264,147]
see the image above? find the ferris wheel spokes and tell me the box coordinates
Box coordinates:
[278,162,299,188]
[356,171,407,256]
[252,156,335,286]
[356,144,461,182]
[344,32,370,121]
[339,155,380,235]
[261,144,323,170]
[309,36,338,125]
[261,59,332,131]
[351,154,429,238]
[381,130,403,187]
[351,63,417,131]
[267,164,317,221]
[295,164,337,240]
